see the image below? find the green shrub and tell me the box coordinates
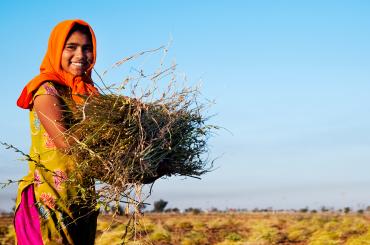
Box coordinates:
[346,230,370,245]
[225,232,243,241]
[247,222,284,244]
[308,230,341,245]
[181,231,207,245]
[149,229,171,243]
[177,221,193,230]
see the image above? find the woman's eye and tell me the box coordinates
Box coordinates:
[84,46,93,52]
[65,45,76,50]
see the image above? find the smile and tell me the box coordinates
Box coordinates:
[71,62,86,67]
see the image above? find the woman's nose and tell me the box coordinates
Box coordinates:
[75,47,84,58]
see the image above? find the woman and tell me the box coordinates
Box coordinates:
[15,19,99,244]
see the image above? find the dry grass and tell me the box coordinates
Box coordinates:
[94,212,370,245]
[63,85,214,192]
[59,47,216,217]
[2,212,370,244]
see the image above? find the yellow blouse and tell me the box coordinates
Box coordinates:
[16,82,97,245]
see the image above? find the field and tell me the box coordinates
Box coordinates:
[1,212,370,244]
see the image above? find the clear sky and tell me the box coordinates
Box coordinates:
[1,0,370,211]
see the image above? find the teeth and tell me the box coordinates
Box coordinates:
[71,62,83,67]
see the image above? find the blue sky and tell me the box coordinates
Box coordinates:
[1,1,370,211]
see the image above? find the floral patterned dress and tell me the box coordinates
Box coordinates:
[16,82,98,245]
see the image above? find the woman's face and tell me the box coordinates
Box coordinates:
[61,30,93,76]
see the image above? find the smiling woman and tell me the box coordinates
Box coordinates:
[15,20,99,245]
[61,25,94,76]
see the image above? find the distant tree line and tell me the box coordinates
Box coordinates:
[4,199,369,216]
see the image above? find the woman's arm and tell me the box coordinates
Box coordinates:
[33,94,75,150]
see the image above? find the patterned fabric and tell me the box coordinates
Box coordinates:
[15,82,98,245]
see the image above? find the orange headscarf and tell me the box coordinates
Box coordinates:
[17,19,98,109]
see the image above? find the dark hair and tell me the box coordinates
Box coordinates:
[66,23,92,42]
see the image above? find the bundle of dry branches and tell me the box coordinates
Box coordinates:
[60,49,217,211]
[64,86,213,188]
